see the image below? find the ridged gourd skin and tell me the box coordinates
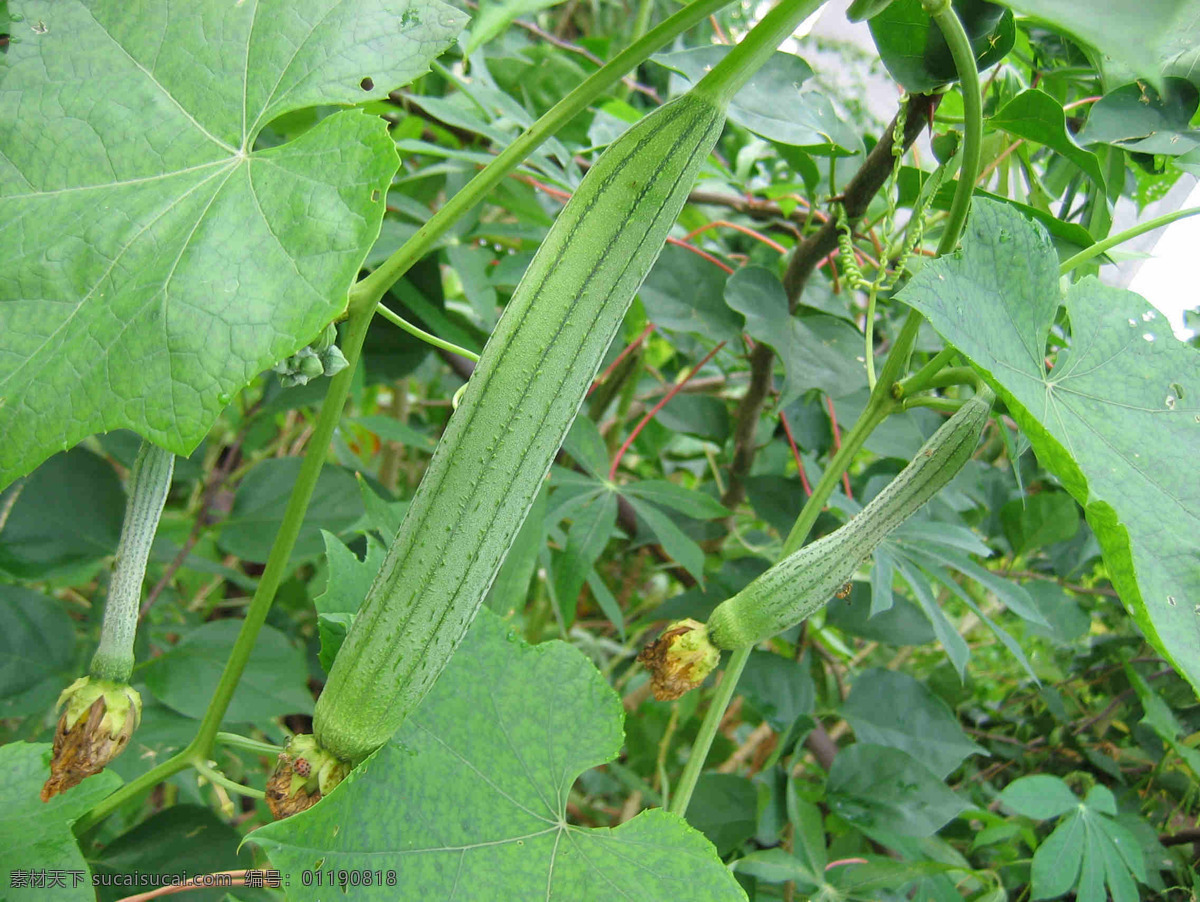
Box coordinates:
[314,91,727,764]
[91,442,175,683]
[707,392,991,650]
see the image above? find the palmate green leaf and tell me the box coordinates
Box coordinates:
[894,556,970,676]
[622,480,729,520]
[314,530,386,671]
[725,266,867,405]
[1031,812,1084,899]
[627,496,706,582]
[842,669,985,779]
[250,610,744,902]
[999,774,1080,820]
[0,743,122,902]
[826,744,967,838]
[552,490,617,621]
[652,48,859,155]
[1077,78,1200,156]
[0,0,466,488]
[996,0,1199,87]
[1026,785,1148,902]
[989,90,1106,190]
[900,198,1200,692]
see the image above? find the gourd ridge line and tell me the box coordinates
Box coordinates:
[363,107,719,697]
[343,102,709,668]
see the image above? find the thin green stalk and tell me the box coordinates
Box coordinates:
[921,366,979,390]
[91,442,174,682]
[351,0,739,311]
[1059,206,1200,276]
[894,346,957,399]
[659,0,830,820]
[192,759,266,800]
[669,645,751,817]
[191,304,374,757]
[781,395,893,555]
[215,731,283,756]
[377,302,480,361]
[903,395,966,412]
[694,0,825,106]
[927,0,982,256]
[631,0,657,45]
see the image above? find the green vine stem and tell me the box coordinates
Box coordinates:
[215,731,283,756]
[349,0,740,313]
[77,0,740,834]
[926,0,982,258]
[692,0,825,105]
[903,395,967,412]
[90,442,174,683]
[670,0,985,819]
[1059,206,1200,276]
[192,759,266,801]
[376,302,480,362]
[893,346,957,399]
[668,645,751,817]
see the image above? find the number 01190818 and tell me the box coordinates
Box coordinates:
[301,869,398,888]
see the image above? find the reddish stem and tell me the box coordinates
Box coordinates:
[682,219,788,255]
[590,323,656,395]
[608,342,726,480]
[826,396,853,499]
[779,410,812,497]
[666,237,734,273]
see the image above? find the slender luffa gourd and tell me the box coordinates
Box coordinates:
[43,440,174,800]
[706,390,992,649]
[311,80,728,769]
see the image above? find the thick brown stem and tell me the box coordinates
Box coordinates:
[720,341,775,511]
[721,93,937,524]
[783,93,939,308]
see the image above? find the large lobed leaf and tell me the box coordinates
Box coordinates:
[251,610,744,901]
[900,199,1200,692]
[0,0,466,488]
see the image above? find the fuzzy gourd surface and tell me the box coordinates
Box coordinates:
[707,392,991,649]
[314,92,726,764]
